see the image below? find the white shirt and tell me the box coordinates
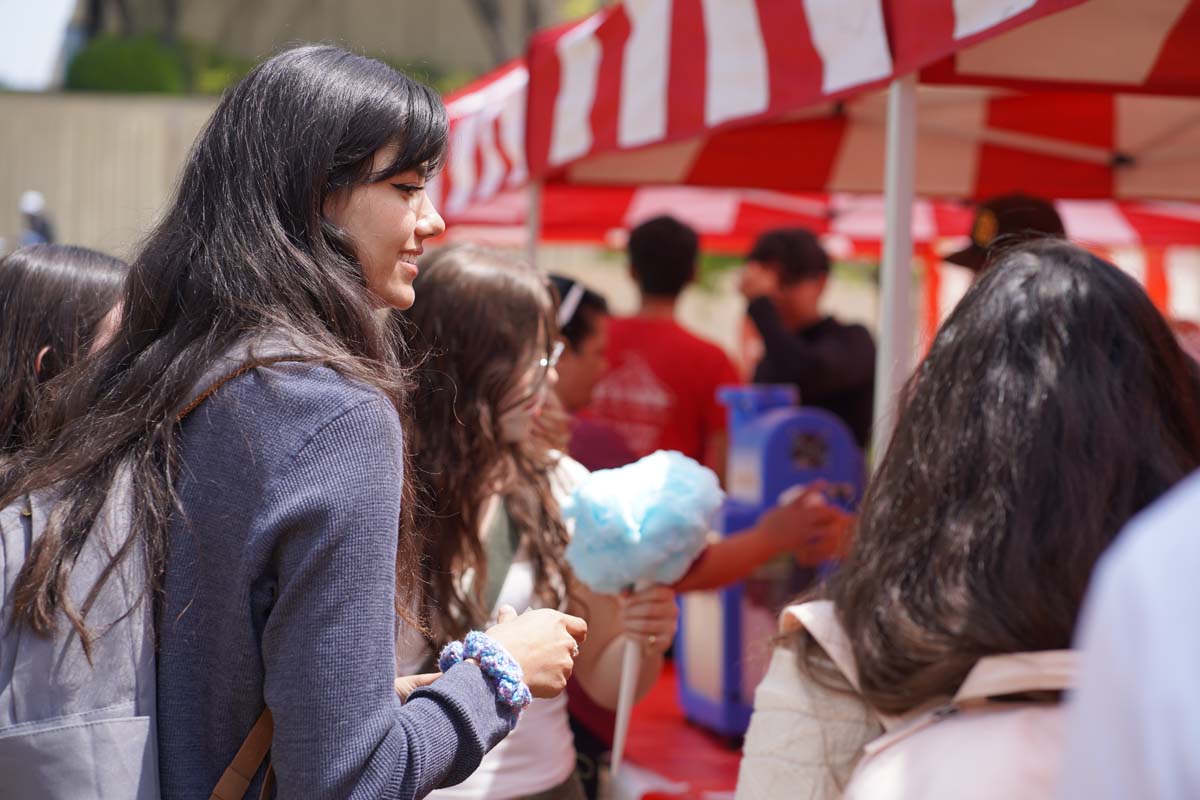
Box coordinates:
[397,455,590,800]
[1058,471,1200,799]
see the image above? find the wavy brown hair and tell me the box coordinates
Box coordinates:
[400,244,572,641]
[2,46,445,653]
[0,245,127,455]
[801,239,1200,715]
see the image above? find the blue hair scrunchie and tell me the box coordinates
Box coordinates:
[439,631,533,721]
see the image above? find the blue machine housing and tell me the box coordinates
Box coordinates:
[675,385,865,738]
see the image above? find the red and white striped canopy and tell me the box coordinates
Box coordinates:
[433,0,1200,214]
[441,184,1200,255]
[523,0,1083,176]
[548,87,1200,201]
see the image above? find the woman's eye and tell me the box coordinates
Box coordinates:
[392,183,425,195]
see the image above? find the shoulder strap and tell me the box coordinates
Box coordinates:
[860,651,1077,758]
[208,710,274,800]
[178,357,302,423]
[481,497,521,620]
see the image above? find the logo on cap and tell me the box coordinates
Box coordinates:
[972,209,999,248]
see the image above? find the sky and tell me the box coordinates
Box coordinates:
[0,0,76,91]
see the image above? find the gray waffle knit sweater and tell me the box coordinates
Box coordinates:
[157,361,510,799]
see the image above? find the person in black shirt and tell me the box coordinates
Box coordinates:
[739,228,876,447]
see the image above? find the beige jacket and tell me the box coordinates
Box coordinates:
[736,601,1075,800]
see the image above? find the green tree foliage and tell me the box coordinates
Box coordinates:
[64,34,255,95]
[65,35,186,93]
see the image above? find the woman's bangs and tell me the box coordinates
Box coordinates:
[375,84,448,181]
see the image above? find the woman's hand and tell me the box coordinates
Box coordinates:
[394,673,440,702]
[618,586,678,655]
[486,605,588,698]
[761,484,854,565]
[567,584,674,710]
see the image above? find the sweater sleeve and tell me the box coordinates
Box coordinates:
[747,298,874,398]
[256,397,510,799]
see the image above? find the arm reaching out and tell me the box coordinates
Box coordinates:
[672,486,852,593]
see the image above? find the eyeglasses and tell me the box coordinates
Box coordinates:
[500,340,565,416]
[531,339,565,387]
[539,341,565,373]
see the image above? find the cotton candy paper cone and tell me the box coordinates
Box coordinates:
[609,634,642,777]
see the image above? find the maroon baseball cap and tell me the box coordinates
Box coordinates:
[945,194,1066,271]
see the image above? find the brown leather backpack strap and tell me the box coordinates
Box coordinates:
[177,357,306,423]
[258,764,276,800]
[209,709,274,800]
[213,652,420,800]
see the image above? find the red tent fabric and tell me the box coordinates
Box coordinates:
[535,88,1200,201]
[523,0,1082,176]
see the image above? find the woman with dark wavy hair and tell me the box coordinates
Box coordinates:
[398,244,680,800]
[0,244,126,455]
[1,46,583,799]
[737,239,1200,799]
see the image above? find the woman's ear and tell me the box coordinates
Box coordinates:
[34,345,52,376]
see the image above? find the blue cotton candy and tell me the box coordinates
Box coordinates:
[563,450,723,593]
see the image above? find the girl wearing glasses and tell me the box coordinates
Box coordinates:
[397,244,676,800]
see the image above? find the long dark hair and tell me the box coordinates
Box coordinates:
[807,239,1200,715]
[0,244,127,454]
[400,244,571,641]
[3,45,446,651]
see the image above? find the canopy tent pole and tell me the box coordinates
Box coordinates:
[527,180,543,269]
[872,74,918,461]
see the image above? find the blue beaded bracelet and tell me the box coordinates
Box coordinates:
[439,631,533,719]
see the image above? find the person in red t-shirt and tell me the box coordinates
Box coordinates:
[586,215,740,484]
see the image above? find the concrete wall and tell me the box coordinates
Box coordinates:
[0,91,216,258]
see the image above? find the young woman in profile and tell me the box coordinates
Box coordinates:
[738,240,1200,799]
[1,46,583,799]
[0,244,127,455]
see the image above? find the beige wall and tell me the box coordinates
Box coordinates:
[0,92,216,259]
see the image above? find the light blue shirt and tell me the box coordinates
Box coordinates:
[1059,471,1200,799]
